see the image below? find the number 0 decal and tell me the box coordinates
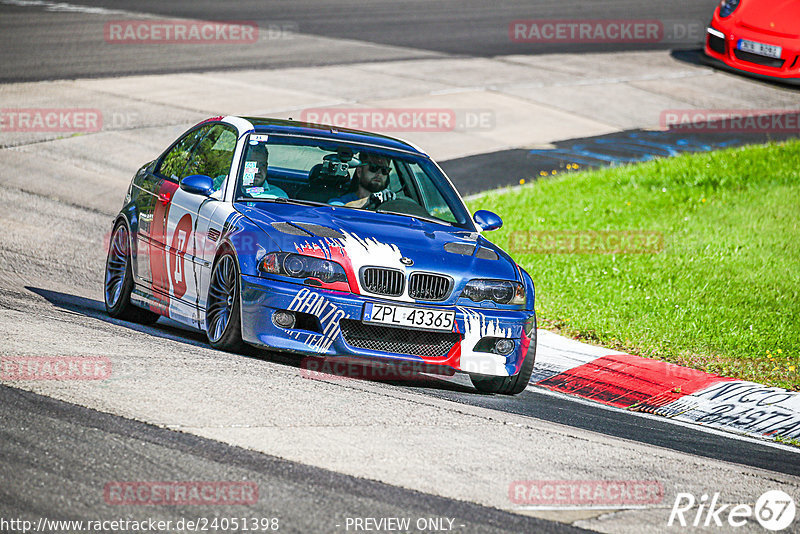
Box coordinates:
[169,213,193,298]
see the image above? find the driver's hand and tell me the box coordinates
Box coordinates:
[367,189,396,207]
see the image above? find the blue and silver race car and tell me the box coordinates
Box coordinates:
[104,116,536,394]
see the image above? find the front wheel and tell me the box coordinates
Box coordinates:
[471,316,537,395]
[206,251,244,352]
[104,222,160,324]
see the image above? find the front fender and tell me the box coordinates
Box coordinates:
[218,214,276,277]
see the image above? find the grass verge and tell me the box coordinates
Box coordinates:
[468,141,800,390]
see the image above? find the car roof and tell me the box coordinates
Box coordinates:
[237,116,427,156]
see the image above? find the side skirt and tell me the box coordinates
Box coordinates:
[130,283,204,330]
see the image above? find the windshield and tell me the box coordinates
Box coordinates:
[234,134,471,228]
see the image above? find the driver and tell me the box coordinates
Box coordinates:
[242,143,288,199]
[329,152,396,208]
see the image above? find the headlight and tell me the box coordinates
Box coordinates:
[718,0,740,17]
[259,252,347,284]
[461,279,526,306]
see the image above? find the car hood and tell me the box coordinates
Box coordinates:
[236,201,519,298]
[737,1,800,37]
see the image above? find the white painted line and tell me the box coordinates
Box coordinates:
[0,0,151,17]
[515,505,659,511]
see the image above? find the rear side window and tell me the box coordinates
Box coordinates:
[156,125,210,180]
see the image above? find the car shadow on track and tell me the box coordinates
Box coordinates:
[27,286,210,347]
[26,286,476,394]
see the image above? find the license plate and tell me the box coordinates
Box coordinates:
[738,39,782,59]
[363,302,455,332]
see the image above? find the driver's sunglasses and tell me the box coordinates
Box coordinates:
[368,164,391,175]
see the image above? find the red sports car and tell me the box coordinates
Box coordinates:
[704,0,800,84]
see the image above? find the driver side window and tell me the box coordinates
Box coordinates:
[156,125,211,181]
[183,124,237,193]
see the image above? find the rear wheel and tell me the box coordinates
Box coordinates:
[104,222,160,324]
[471,316,537,395]
[206,251,245,352]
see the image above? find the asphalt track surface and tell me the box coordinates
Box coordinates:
[0,0,720,81]
[59,0,721,55]
[2,1,800,532]
[0,385,584,534]
[10,284,800,480]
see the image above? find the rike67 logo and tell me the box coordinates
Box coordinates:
[669,490,796,531]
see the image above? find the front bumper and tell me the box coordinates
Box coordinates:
[239,274,536,377]
[704,24,800,84]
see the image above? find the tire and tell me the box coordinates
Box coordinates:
[104,222,160,324]
[205,250,245,352]
[471,315,537,395]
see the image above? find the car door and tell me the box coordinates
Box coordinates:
[135,124,211,317]
[162,123,238,327]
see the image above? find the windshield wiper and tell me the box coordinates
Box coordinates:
[239,197,327,207]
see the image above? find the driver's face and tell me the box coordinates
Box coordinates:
[251,151,268,187]
[359,157,390,193]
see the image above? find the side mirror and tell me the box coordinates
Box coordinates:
[180,174,214,196]
[473,210,503,231]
